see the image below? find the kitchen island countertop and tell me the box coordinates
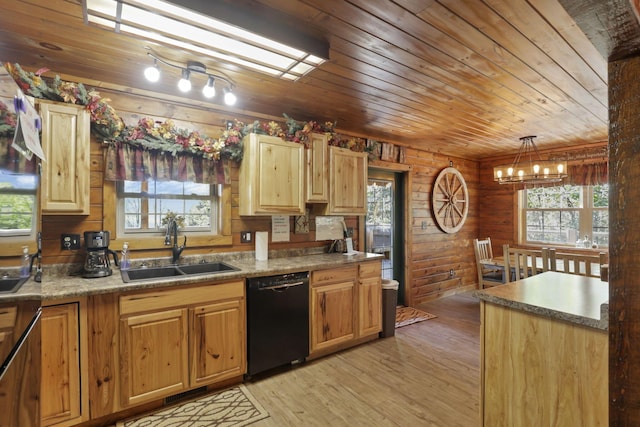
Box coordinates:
[474,271,609,330]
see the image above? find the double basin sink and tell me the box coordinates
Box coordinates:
[0,276,30,293]
[121,261,239,283]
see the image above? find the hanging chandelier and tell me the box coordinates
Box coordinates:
[493,136,567,184]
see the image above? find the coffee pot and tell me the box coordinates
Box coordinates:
[82,231,119,278]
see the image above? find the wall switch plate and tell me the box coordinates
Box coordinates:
[61,233,81,250]
[240,231,252,243]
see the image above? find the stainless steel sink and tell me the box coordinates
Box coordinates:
[0,276,30,293]
[121,262,239,283]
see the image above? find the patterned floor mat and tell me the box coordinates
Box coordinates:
[116,384,269,427]
[395,306,437,328]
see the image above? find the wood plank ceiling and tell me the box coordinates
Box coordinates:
[0,0,616,160]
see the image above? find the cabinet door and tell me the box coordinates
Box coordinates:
[310,280,355,354]
[358,276,382,337]
[326,147,367,215]
[190,299,246,386]
[306,133,329,202]
[239,133,305,215]
[41,303,86,427]
[38,100,90,215]
[120,309,188,407]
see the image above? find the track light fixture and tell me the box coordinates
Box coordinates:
[144,52,238,105]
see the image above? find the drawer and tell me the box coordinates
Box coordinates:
[120,280,244,315]
[0,306,17,330]
[312,265,357,286]
[359,261,382,278]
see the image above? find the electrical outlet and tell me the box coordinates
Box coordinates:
[61,233,81,250]
[240,231,252,243]
[449,269,455,278]
[346,227,354,237]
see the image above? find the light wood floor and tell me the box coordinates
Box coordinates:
[246,291,481,427]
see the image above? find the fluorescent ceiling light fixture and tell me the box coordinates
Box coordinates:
[82,0,328,81]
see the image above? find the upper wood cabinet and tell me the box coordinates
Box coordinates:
[41,301,89,427]
[239,133,305,216]
[38,100,90,215]
[306,133,329,203]
[320,146,368,215]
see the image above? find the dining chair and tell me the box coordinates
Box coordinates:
[503,245,550,283]
[473,237,504,288]
[547,249,607,279]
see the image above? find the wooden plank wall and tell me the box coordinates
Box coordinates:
[405,148,479,305]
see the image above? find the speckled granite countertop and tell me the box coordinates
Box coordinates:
[0,251,383,303]
[474,271,609,331]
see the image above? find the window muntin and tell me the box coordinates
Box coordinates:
[0,170,38,238]
[117,179,217,235]
[521,184,608,248]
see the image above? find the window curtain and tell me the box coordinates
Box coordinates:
[567,161,608,186]
[0,136,38,174]
[104,142,230,184]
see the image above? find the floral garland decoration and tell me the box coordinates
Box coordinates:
[0,100,17,137]
[4,63,379,162]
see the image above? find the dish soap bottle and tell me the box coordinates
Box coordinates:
[20,246,31,278]
[120,242,130,271]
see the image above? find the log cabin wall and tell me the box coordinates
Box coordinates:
[33,85,481,305]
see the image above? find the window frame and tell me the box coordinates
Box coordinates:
[0,174,39,256]
[518,184,608,249]
[104,179,232,250]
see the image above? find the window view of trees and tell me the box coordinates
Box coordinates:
[523,184,608,247]
[119,180,214,234]
[0,172,37,235]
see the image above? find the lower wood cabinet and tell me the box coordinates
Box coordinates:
[310,260,382,356]
[118,281,246,407]
[310,266,357,354]
[41,300,89,427]
[358,262,383,337]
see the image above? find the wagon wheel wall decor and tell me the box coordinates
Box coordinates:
[432,167,469,234]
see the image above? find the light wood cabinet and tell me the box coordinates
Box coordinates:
[118,281,245,407]
[306,133,329,202]
[239,133,305,216]
[310,260,382,356]
[41,301,89,427]
[38,99,90,215]
[120,308,189,407]
[320,146,368,215]
[310,266,356,354]
[190,298,245,386]
[357,261,382,337]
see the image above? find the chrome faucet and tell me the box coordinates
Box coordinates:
[165,218,187,264]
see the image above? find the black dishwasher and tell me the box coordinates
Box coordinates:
[247,271,309,376]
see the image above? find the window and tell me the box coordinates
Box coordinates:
[521,184,608,248]
[0,170,38,239]
[117,179,218,236]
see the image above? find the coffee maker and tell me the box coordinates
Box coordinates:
[82,231,119,278]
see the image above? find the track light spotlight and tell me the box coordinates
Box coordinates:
[202,76,216,98]
[144,59,160,82]
[144,52,238,104]
[178,69,191,92]
[224,87,237,106]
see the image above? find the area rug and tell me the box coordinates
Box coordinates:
[116,384,269,427]
[395,306,437,328]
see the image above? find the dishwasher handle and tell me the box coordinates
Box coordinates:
[260,281,306,291]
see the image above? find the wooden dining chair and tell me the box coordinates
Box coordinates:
[503,245,550,283]
[473,237,504,288]
[548,249,607,278]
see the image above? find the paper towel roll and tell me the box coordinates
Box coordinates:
[255,231,269,261]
